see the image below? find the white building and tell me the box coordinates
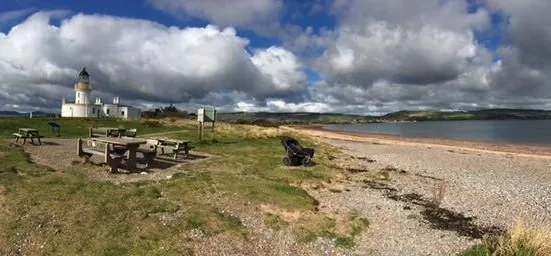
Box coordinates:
[61,68,141,119]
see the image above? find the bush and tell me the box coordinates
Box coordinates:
[143,120,162,128]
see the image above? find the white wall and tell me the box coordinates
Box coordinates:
[75,91,90,104]
[102,104,121,118]
[61,104,89,117]
[61,103,140,120]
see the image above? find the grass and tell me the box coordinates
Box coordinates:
[0,117,183,139]
[263,213,288,231]
[459,221,551,256]
[0,117,365,253]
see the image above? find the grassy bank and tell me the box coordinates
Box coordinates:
[0,117,182,139]
[0,118,369,254]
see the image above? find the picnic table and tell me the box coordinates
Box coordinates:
[13,128,44,145]
[78,137,146,172]
[150,138,192,159]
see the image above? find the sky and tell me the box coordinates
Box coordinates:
[1,0,551,115]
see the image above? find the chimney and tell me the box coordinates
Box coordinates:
[62,97,66,104]
[113,96,119,104]
[95,97,102,105]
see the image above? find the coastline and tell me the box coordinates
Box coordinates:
[295,124,551,159]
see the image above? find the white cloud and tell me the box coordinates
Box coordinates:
[251,46,307,91]
[0,12,305,111]
[3,1,551,114]
[234,99,332,113]
[317,22,479,86]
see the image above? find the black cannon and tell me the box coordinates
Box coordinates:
[281,136,314,166]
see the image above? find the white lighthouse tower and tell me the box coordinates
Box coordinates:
[75,68,91,104]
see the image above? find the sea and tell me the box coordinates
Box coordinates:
[324,120,551,146]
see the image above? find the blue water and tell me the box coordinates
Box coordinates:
[324,120,551,146]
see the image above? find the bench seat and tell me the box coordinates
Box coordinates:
[82,148,124,159]
[77,138,125,172]
[158,144,194,159]
[136,148,156,167]
[12,133,43,145]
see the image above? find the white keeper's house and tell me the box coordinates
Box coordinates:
[61,68,141,119]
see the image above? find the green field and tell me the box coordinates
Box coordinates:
[0,117,186,139]
[0,118,368,254]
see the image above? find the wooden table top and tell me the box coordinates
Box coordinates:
[92,137,146,146]
[98,127,127,131]
[153,137,190,143]
[19,128,38,132]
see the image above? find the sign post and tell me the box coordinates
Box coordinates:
[197,106,216,141]
[197,108,204,140]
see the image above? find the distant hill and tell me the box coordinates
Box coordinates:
[0,111,56,117]
[381,109,551,121]
[217,109,551,124]
[217,112,374,124]
[0,111,25,117]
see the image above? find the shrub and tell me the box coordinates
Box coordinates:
[143,120,162,128]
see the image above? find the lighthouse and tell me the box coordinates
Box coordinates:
[75,68,91,104]
[60,68,141,119]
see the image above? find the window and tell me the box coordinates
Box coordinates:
[121,111,125,116]
[106,109,110,115]
[92,108,95,114]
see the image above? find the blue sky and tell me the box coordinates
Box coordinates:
[0,0,550,114]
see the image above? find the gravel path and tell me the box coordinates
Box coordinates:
[310,137,551,256]
[16,138,211,183]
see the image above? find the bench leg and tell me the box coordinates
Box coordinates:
[127,146,138,171]
[109,162,119,173]
[30,137,34,144]
[38,137,42,145]
[22,137,26,145]
[161,148,165,155]
[81,154,92,164]
[13,136,18,143]
[173,149,178,160]
[109,162,118,173]
[144,154,154,168]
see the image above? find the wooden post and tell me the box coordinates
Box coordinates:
[77,138,82,157]
[104,143,110,164]
[212,121,215,140]
[127,145,138,171]
[199,122,204,140]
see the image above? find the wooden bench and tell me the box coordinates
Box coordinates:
[122,129,137,138]
[12,132,44,145]
[89,128,110,138]
[77,138,125,172]
[155,139,194,159]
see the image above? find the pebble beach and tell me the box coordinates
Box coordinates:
[301,127,551,255]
